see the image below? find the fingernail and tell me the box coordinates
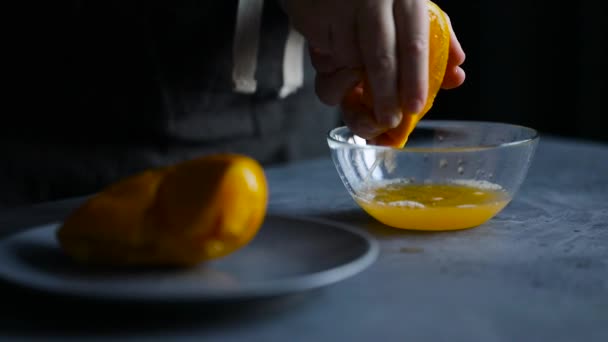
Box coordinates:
[378,108,402,129]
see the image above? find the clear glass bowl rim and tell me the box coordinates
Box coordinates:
[327,120,540,153]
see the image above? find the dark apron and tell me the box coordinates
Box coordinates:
[1,1,340,207]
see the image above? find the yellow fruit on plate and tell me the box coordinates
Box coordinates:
[57,154,268,267]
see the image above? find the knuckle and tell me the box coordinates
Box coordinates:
[403,37,427,56]
[401,88,426,105]
[368,53,395,75]
[405,82,426,98]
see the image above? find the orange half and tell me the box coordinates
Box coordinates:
[363,0,450,147]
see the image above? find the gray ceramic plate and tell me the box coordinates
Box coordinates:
[0,215,378,302]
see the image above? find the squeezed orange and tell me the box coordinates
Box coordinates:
[354,182,510,231]
[357,0,451,148]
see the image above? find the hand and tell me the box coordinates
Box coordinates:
[280,0,466,139]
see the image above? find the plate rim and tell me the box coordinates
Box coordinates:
[0,214,379,302]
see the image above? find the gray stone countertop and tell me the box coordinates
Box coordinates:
[0,136,606,341]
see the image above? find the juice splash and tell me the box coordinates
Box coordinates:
[354,181,510,231]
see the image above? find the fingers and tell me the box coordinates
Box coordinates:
[330,19,362,69]
[445,14,466,68]
[358,0,402,128]
[315,68,362,106]
[310,47,361,104]
[341,86,385,139]
[442,14,466,89]
[282,1,332,54]
[308,0,467,125]
[441,66,466,89]
[395,0,429,115]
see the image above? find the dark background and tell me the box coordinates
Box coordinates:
[11,0,608,145]
[432,0,607,143]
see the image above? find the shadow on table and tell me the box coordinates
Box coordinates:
[317,208,462,239]
[0,280,324,338]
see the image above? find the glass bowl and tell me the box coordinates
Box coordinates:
[327,120,539,231]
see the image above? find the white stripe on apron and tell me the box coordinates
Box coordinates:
[232,0,265,94]
[233,0,305,98]
[279,27,305,98]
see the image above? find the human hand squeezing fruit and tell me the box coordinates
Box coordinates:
[280,0,466,147]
